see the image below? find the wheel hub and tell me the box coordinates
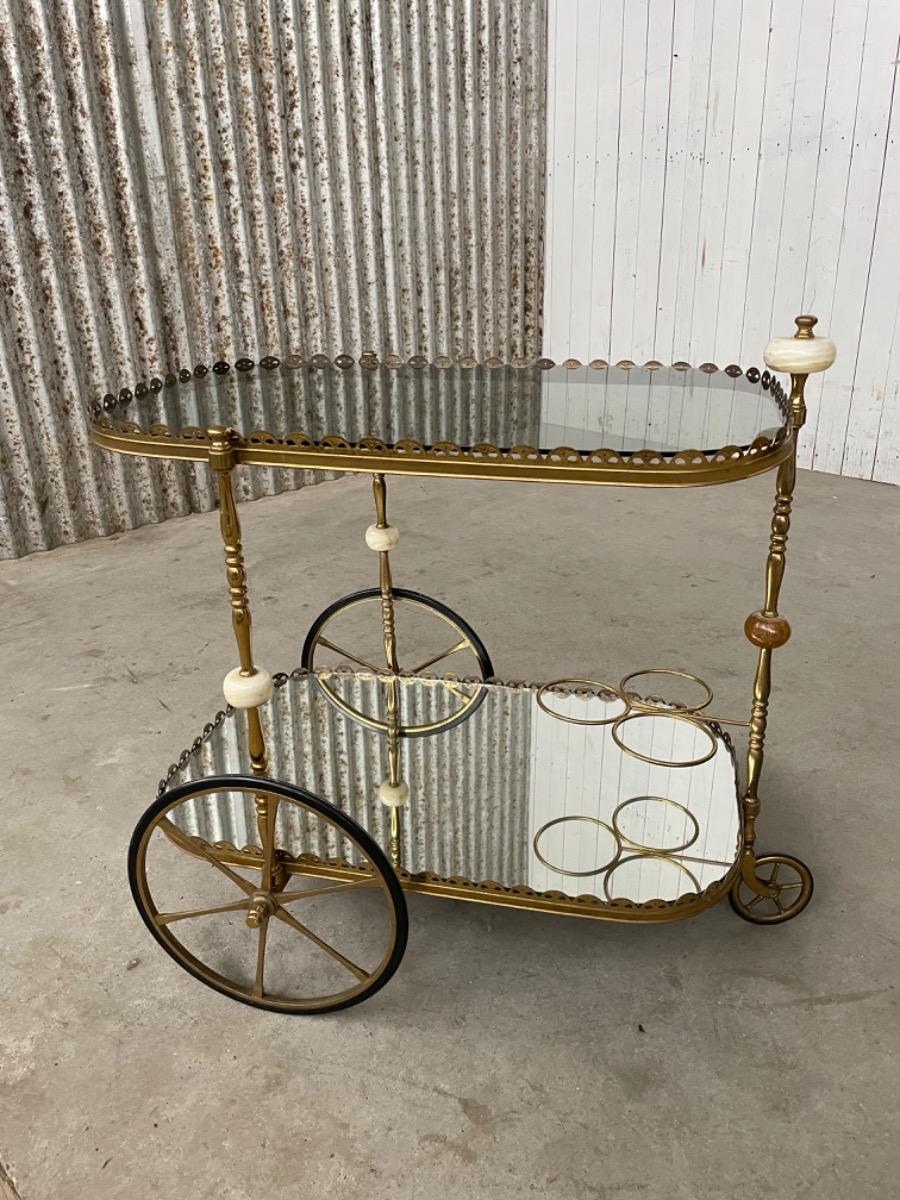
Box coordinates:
[246,890,276,928]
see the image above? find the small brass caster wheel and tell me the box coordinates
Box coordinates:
[729,853,814,925]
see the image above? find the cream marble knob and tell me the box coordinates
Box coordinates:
[764,315,836,374]
[223,666,274,709]
[377,779,409,807]
[365,523,399,552]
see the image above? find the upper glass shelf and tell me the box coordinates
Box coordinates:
[90,355,793,487]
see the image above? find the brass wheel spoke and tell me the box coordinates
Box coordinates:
[160,819,255,895]
[274,906,369,982]
[276,877,377,904]
[773,892,786,914]
[253,914,269,999]
[769,862,782,885]
[317,637,381,674]
[745,892,766,910]
[779,880,803,892]
[411,639,470,675]
[157,898,251,925]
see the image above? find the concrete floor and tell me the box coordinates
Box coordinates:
[2,467,899,1200]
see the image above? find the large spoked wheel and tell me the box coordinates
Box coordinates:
[301,587,494,736]
[729,853,814,925]
[128,775,408,1014]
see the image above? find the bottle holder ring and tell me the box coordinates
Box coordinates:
[619,668,713,714]
[532,815,621,877]
[536,669,727,768]
[611,795,701,855]
[610,711,718,768]
[603,852,701,901]
[535,678,629,727]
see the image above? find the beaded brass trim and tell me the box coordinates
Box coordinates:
[90,354,792,487]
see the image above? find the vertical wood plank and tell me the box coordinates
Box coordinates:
[544,0,900,481]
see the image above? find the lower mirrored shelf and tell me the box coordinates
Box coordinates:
[161,668,743,923]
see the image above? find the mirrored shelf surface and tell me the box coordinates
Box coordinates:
[163,669,742,919]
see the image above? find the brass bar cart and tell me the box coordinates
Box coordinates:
[90,316,835,1014]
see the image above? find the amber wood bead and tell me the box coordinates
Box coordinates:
[744,611,792,648]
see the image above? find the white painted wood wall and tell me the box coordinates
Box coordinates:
[544,0,900,482]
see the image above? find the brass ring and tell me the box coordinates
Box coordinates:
[532,816,621,877]
[619,668,713,713]
[603,852,701,901]
[611,795,701,855]
[535,678,629,727]
[610,711,718,767]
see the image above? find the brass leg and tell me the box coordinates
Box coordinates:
[208,428,272,865]
[371,473,405,868]
[372,473,400,674]
[385,715,403,868]
[738,378,805,898]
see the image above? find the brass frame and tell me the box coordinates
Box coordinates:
[91,422,794,487]
[148,823,741,926]
[94,322,823,960]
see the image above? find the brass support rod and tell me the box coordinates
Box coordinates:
[373,472,404,869]
[389,806,401,871]
[739,378,806,894]
[208,427,271,850]
[372,473,400,673]
[385,696,403,869]
[762,452,795,616]
[372,470,389,526]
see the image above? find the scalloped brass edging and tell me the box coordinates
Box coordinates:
[91,352,791,420]
[92,421,795,487]
[90,354,792,488]
[154,835,741,924]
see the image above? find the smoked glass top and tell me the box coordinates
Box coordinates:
[92,358,789,458]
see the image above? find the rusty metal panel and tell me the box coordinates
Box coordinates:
[0,0,547,558]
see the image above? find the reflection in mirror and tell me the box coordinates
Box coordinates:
[166,673,741,910]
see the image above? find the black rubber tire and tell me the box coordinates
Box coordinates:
[301,586,494,737]
[128,774,408,1014]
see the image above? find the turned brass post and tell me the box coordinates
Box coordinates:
[739,345,808,895]
[372,473,399,673]
[208,427,272,858]
[371,472,405,867]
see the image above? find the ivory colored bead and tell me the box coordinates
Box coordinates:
[377,779,409,807]
[365,523,399,552]
[764,335,836,375]
[223,666,274,708]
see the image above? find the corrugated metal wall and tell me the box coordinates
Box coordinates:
[0,0,547,558]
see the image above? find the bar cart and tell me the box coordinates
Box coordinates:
[89,316,835,1013]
